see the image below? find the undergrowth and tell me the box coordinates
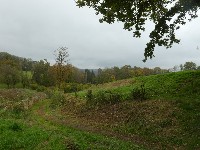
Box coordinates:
[0,89,143,150]
[76,71,200,149]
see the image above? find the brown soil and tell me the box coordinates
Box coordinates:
[35,98,183,150]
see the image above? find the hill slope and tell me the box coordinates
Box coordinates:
[79,70,200,100]
[73,71,200,149]
[0,71,199,149]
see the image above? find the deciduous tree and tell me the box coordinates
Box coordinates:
[183,61,197,70]
[76,0,200,61]
[0,64,21,88]
[54,47,70,87]
[0,57,21,88]
[32,60,51,86]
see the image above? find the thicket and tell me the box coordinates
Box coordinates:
[62,83,91,93]
[44,88,66,108]
[86,90,122,106]
[131,83,148,101]
[86,84,149,106]
[0,52,173,89]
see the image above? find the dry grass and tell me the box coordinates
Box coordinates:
[57,97,184,149]
[0,89,46,112]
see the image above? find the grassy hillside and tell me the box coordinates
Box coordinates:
[75,71,200,149]
[0,71,200,149]
[78,70,200,99]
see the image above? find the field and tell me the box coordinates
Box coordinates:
[0,89,142,150]
[0,71,200,149]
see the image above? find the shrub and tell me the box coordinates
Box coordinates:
[86,90,93,102]
[63,83,78,93]
[29,84,46,92]
[9,122,22,132]
[29,84,38,90]
[82,83,92,90]
[86,90,122,106]
[50,90,66,108]
[94,90,107,105]
[44,88,54,99]
[36,85,46,92]
[131,83,148,101]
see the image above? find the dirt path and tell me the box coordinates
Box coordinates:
[32,100,175,150]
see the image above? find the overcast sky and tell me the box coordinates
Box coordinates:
[0,0,200,69]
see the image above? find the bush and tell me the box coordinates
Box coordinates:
[63,83,78,93]
[86,90,93,101]
[86,90,122,106]
[29,84,46,92]
[131,83,148,101]
[82,83,92,90]
[29,84,38,90]
[50,90,66,108]
[62,83,92,94]
[9,122,22,132]
[44,88,53,99]
[36,85,46,92]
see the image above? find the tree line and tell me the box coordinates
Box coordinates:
[171,61,200,72]
[0,49,199,91]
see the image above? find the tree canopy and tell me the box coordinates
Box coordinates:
[76,0,200,61]
[54,47,70,87]
[183,61,197,70]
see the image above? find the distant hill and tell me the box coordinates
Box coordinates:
[0,52,23,61]
[0,52,100,74]
[0,51,35,71]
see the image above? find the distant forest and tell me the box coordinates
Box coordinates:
[0,50,198,92]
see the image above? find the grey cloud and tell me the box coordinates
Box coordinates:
[0,0,200,69]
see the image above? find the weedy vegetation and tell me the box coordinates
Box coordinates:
[0,70,200,149]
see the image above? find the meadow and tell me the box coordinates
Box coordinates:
[0,70,200,149]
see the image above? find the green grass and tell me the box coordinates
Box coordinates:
[31,100,143,150]
[1,70,200,149]
[0,118,142,150]
[0,83,23,89]
[0,119,68,150]
[0,84,7,89]
[23,71,32,78]
[77,70,200,100]
[0,89,143,150]
[76,70,200,149]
